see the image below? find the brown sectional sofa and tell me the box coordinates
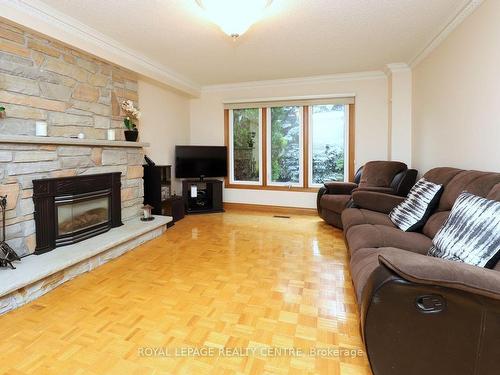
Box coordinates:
[341,167,500,375]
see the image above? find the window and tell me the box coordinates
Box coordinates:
[229,108,262,184]
[267,106,303,186]
[225,98,354,191]
[309,104,348,187]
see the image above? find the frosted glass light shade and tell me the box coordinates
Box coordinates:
[196,0,271,38]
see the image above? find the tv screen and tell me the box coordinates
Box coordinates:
[175,145,228,179]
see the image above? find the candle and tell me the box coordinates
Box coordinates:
[107,129,115,141]
[35,121,47,137]
[141,205,154,221]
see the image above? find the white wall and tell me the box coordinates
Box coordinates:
[190,74,389,208]
[412,0,500,173]
[138,79,191,193]
[387,65,412,166]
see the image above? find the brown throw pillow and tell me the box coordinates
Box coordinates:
[358,161,407,188]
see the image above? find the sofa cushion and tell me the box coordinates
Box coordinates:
[346,224,432,256]
[422,167,463,188]
[341,208,395,233]
[487,183,500,201]
[320,194,352,214]
[358,161,407,188]
[433,170,500,211]
[428,193,500,268]
[422,211,450,239]
[350,247,384,303]
[389,178,443,232]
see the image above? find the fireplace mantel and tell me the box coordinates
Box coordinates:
[0,135,149,148]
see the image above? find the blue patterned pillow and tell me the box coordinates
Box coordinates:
[389,178,443,232]
[428,192,500,268]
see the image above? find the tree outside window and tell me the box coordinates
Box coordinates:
[310,104,346,184]
[232,108,260,182]
[269,106,301,184]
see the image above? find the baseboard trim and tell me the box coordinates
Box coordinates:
[223,202,317,216]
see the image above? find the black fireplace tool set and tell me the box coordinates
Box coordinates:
[0,195,21,269]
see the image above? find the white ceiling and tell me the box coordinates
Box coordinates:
[37,0,470,86]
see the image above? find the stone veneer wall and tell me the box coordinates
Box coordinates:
[0,20,145,256]
[0,144,144,256]
[0,19,138,139]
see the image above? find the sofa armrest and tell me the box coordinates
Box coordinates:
[351,191,405,214]
[316,186,327,213]
[354,186,395,194]
[361,248,500,375]
[393,168,418,196]
[378,248,500,301]
[323,181,358,195]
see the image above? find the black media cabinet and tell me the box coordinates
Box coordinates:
[143,165,172,215]
[182,179,223,214]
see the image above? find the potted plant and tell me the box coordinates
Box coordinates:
[121,100,141,141]
[0,106,5,119]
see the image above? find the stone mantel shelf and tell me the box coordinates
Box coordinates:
[0,135,150,148]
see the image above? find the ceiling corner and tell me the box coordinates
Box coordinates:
[409,0,484,68]
[2,0,202,97]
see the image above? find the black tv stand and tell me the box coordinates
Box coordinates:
[182,179,224,214]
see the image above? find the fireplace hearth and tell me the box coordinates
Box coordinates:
[33,173,123,254]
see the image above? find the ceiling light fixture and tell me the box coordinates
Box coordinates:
[196,0,272,39]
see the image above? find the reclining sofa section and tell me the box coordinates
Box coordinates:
[341,167,500,375]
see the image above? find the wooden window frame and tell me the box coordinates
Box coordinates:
[227,108,263,186]
[266,106,304,188]
[224,104,356,192]
[307,104,351,188]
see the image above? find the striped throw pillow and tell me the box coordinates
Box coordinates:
[389,178,443,232]
[428,192,500,268]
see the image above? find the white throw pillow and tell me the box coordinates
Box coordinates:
[389,178,443,232]
[428,192,500,268]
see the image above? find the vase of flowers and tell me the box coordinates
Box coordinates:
[121,100,141,142]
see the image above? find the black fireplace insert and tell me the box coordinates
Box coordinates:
[33,173,123,254]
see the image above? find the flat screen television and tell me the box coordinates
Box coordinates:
[175,145,228,179]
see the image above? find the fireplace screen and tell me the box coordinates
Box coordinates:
[57,195,110,236]
[33,172,122,254]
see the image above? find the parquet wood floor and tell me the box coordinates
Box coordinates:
[0,209,372,375]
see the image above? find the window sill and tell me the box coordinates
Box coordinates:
[224,183,319,193]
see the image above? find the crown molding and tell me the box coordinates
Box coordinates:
[384,63,411,76]
[410,0,483,68]
[2,0,201,97]
[201,70,386,92]
[4,0,476,95]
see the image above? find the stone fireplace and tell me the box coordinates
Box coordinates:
[0,17,148,257]
[0,138,173,315]
[0,19,171,314]
[0,138,146,257]
[33,173,123,254]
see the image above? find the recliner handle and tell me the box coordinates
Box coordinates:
[416,294,446,314]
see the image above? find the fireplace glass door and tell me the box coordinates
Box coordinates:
[56,191,111,237]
